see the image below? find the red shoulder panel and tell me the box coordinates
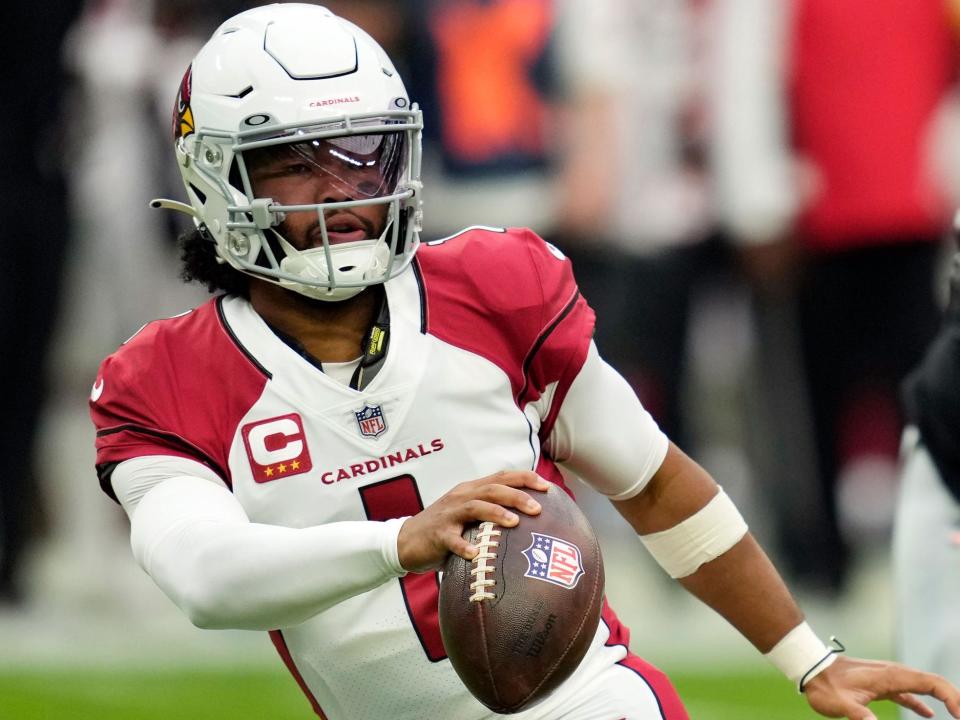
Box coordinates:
[416,227,595,431]
[89,298,269,495]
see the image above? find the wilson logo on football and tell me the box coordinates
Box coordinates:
[522,533,585,589]
[241,413,313,483]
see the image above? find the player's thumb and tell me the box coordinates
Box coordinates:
[834,698,877,720]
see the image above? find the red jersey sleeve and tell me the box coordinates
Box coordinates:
[89,299,270,501]
[417,226,595,437]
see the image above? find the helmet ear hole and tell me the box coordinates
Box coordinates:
[188,183,207,205]
[228,161,243,192]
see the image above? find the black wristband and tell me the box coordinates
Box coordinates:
[799,637,846,693]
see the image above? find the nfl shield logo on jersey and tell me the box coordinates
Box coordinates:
[522,533,585,589]
[355,404,387,439]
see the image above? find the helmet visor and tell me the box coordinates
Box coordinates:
[243,131,407,205]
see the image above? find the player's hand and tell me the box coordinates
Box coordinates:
[803,655,960,719]
[397,471,550,573]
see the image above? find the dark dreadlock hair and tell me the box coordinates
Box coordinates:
[179,226,250,298]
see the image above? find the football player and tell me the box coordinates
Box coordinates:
[90,5,960,719]
[895,247,960,720]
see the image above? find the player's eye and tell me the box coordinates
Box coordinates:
[356,179,384,196]
[281,162,311,175]
[252,161,312,181]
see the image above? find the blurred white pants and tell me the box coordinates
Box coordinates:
[894,429,960,720]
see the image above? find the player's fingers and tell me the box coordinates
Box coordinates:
[929,678,960,718]
[456,499,522,528]
[890,692,934,718]
[890,668,960,717]
[843,705,877,720]
[472,484,543,515]
[445,531,479,561]
[476,470,550,493]
[824,694,875,720]
[921,673,960,717]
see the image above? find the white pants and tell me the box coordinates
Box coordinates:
[893,429,960,720]
[513,655,686,720]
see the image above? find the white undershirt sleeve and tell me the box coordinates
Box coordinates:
[111,456,407,631]
[547,341,669,499]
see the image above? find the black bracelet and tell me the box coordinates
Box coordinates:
[799,637,846,693]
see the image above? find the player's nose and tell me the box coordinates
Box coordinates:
[308,175,352,205]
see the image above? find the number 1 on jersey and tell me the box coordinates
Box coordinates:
[358,475,447,662]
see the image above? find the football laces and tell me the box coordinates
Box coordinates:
[469,522,501,602]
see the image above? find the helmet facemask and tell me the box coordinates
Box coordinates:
[220,116,420,301]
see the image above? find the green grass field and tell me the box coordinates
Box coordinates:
[0,667,900,719]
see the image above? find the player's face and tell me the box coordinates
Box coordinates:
[246,133,405,249]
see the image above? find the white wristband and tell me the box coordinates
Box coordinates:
[638,487,748,578]
[764,622,841,691]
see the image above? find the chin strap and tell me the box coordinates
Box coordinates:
[149,198,199,219]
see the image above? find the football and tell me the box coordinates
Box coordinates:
[439,483,605,714]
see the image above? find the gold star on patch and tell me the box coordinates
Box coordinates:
[291,460,301,470]
[277,463,287,473]
[264,466,274,477]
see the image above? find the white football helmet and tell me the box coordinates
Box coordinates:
[160,3,423,301]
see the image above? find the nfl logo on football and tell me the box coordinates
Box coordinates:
[522,532,585,589]
[355,404,387,439]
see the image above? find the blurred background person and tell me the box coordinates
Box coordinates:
[404,0,561,238]
[895,250,960,719]
[553,0,800,567]
[1,0,261,616]
[0,0,83,605]
[28,0,236,608]
[553,0,716,452]
[63,0,233,364]
[324,0,410,76]
[711,0,958,594]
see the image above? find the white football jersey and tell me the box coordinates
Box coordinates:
[91,228,681,720]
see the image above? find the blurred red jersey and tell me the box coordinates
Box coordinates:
[790,0,957,249]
